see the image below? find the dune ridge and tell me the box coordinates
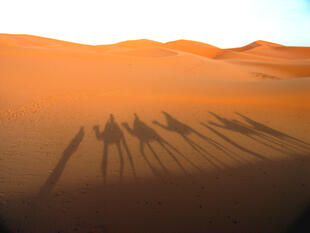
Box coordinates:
[226,40,283,52]
[1,34,309,81]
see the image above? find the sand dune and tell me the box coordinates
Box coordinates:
[215,50,287,62]
[164,39,222,58]
[246,46,310,60]
[105,47,178,57]
[115,39,163,48]
[227,40,283,52]
[0,33,78,48]
[0,36,255,109]
[222,59,310,79]
[214,40,310,79]
[1,34,310,233]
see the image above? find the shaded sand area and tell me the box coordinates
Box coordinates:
[0,34,310,233]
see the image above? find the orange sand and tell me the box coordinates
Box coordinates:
[0,34,310,233]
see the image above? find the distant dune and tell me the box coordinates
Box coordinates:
[1,34,310,108]
[226,40,283,52]
[105,47,178,57]
[164,39,222,58]
[0,33,78,47]
[245,46,310,60]
[1,34,309,80]
[116,39,164,48]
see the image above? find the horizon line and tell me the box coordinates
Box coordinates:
[1,33,299,49]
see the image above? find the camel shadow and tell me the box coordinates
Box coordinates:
[202,112,274,161]
[209,112,289,154]
[235,112,310,153]
[122,114,203,179]
[205,112,308,159]
[153,111,245,168]
[94,114,136,185]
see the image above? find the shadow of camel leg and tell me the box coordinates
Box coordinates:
[203,136,247,164]
[122,137,137,182]
[259,133,305,153]
[157,140,189,176]
[146,142,171,176]
[116,142,124,184]
[182,135,221,169]
[161,139,205,174]
[102,143,108,185]
[248,134,289,154]
[140,142,162,180]
[185,135,228,169]
[192,129,246,163]
[201,123,270,161]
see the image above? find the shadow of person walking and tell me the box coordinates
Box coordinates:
[94,114,136,185]
[26,127,85,233]
[38,126,85,197]
[122,114,202,179]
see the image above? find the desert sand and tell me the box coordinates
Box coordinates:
[0,34,310,233]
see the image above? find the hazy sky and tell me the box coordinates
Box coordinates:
[1,0,310,47]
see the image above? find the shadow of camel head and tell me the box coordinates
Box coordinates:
[162,111,171,117]
[110,114,115,122]
[134,113,139,120]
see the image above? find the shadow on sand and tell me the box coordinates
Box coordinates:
[93,114,136,185]
[122,113,203,179]
[6,111,310,233]
[201,112,309,161]
[154,111,251,168]
[38,126,85,197]
[235,112,310,152]
[13,155,310,233]
[24,127,85,233]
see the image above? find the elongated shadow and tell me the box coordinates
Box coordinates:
[94,114,136,185]
[122,114,202,178]
[26,127,85,233]
[153,111,244,168]
[38,126,85,197]
[235,112,310,151]
[209,111,304,155]
[201,123,269,161]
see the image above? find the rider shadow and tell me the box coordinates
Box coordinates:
[122,114,203,179]
[208,111,305,156]
[153,111,242,168]
[235,112,310,153]
[94,114,136,185]
[201,112,274,161]
[38,126,85,198]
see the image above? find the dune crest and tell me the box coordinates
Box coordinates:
[106,47,178,57]
[115,39,164,48]
[164,39,222,58]
[227,40,283,52]
[0,33,79,48]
